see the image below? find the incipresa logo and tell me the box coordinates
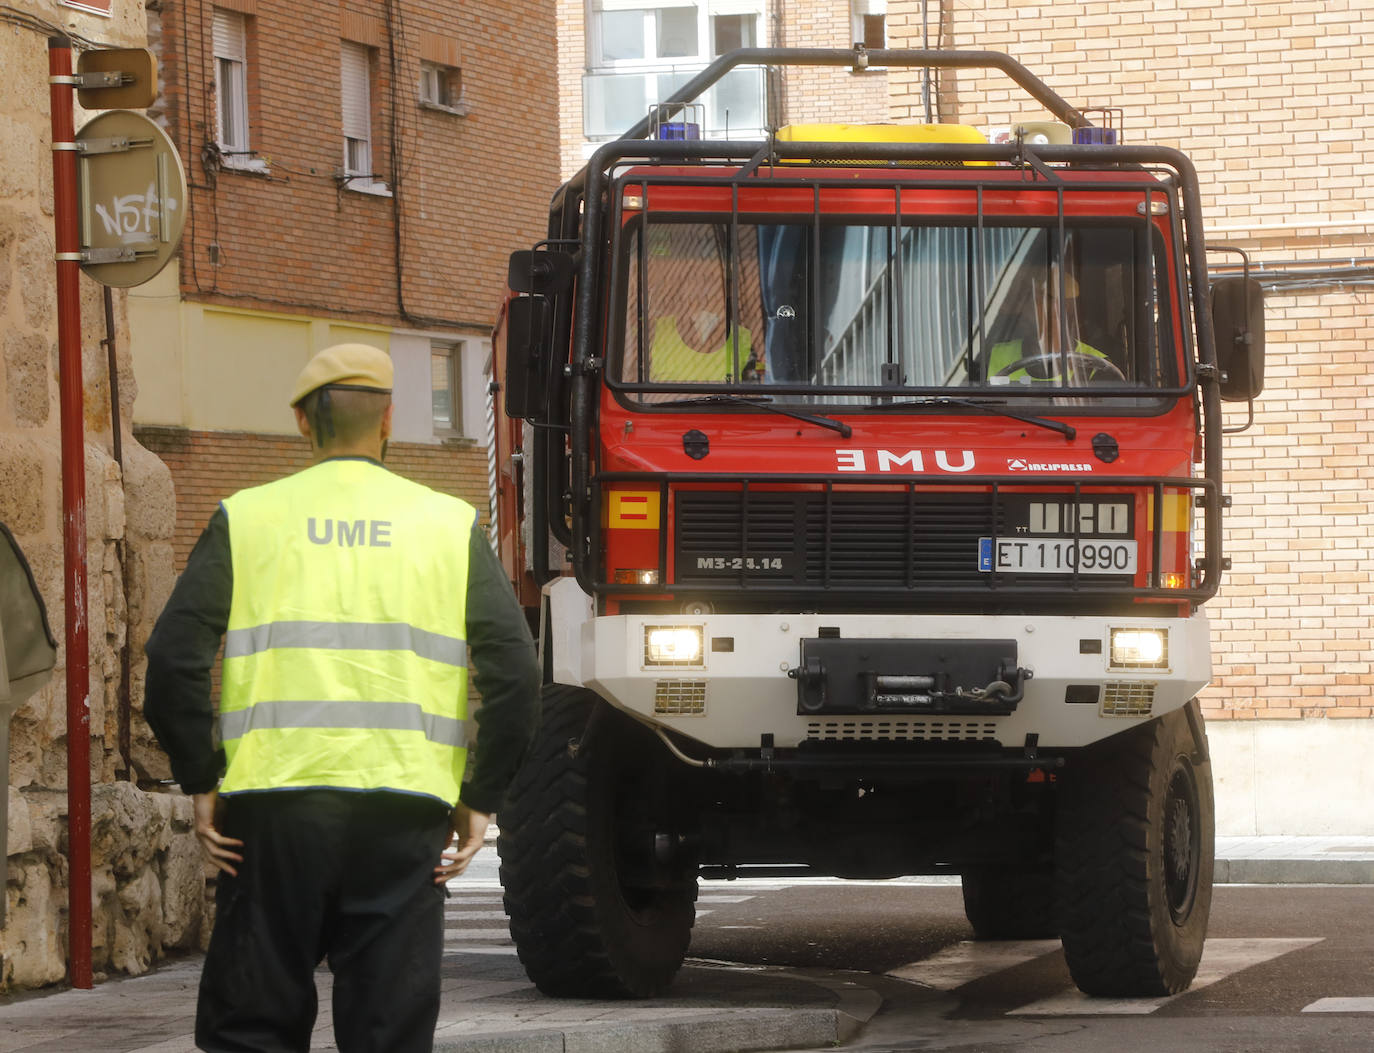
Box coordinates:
[1007,458,1095,473]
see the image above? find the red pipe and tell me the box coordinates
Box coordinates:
[48,36,93,992]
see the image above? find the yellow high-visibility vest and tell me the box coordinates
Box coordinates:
[988,339,1108,382]
[650,317,754,382]
[218,459,475,805]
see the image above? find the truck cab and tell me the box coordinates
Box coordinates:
[490,48,1264,1002]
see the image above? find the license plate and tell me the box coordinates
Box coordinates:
[979,537,1137,575]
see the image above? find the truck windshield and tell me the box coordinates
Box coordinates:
[615,217,1178,404]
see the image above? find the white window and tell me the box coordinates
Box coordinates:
[592,2,702,65]
[419,61,466,112]
[431,341,462,434]
[585,1,767,141]
[213,10,250,156]
[340,42,375,181]
[851,0,886,49]
[711,11,756,54]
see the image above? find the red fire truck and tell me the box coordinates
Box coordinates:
[489,49,1264,1000]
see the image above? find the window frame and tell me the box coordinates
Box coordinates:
[589,2,765,70]
[850,0,886,50]
[419,60,469,115]
[213,9,261,169]
[341,41,389,194]
[431,340,464,436]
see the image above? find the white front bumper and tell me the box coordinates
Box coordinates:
[546,582,1210,750]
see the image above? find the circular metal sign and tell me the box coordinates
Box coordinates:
[75,109,187,288]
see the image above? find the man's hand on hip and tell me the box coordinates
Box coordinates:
[192,791,245,876]
[434,802,490,884]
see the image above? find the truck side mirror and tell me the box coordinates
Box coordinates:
[1210,276,1265,402]
[504,294,553,422]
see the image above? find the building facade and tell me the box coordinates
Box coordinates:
[131,0,559,570]
[883,0,1374,835]
[558,0,893,178]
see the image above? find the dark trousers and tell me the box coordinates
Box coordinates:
[195,790,451,1053]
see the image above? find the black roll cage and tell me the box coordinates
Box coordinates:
[525,49,1225,609]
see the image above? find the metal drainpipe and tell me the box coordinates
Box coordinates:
[48,35,94,991]
[921,0,933,123]
[101,287,133,779]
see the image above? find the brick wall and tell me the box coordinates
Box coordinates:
[135,427,492,571]
[151,0,559,329]
[884,0,1374,722]
[775,1,891,128]
[556,0,587,180]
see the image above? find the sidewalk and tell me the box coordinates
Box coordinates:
[1,836,1369,1053]
[1215,834,1374,885]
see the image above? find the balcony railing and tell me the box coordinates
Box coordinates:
[583,64,767,141]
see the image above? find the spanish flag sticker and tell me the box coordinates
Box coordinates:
[607,491,661,530]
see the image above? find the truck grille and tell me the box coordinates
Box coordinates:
[675,490,1012,589]
[805,718,1000,743]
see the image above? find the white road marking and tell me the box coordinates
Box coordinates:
[443,944,520,956]
[1011,938,1323,1016]
[443,928,514,941]
[444,910,508,921]
[697,894,758,904]
[1303,997,1374,1013]
[888,940,1062,990]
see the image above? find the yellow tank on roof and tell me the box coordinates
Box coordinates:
[777,123,989,145]
[774,123,993,166]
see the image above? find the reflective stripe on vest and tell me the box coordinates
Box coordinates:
[218,459,475,804]
[220,700,468,749]
[225,620,468,667]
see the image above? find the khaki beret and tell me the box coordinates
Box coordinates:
[290,343,394,406]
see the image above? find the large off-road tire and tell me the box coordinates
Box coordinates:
[961,867,1057,940]
[1056,699,1215,996]
[497,685,696,998]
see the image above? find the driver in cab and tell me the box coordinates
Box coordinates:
[987,263,1124,386]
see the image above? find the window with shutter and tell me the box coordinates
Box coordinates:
[340,42,374,179]
[850,0,886,49]
[213,10,250,155]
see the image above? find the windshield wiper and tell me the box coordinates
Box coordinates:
[657,393,853,438]
[867,396,1076,440]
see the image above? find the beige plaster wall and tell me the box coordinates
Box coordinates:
[126,273,395,436]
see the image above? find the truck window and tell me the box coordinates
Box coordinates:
[616,216,1177,403]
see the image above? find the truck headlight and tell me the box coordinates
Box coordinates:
[1109,628,1169,669]
[644,625,705,667]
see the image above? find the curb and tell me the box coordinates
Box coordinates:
[435,1008,850,1053]
[1215,857,1374,885]
[432,966,881,1053]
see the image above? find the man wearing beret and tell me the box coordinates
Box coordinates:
[145,343,540,1053]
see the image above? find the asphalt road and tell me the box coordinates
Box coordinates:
[683,880,1374,1052]
[453,849,1374,1050]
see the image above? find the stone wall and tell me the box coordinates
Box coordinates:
[0,2,204,992]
